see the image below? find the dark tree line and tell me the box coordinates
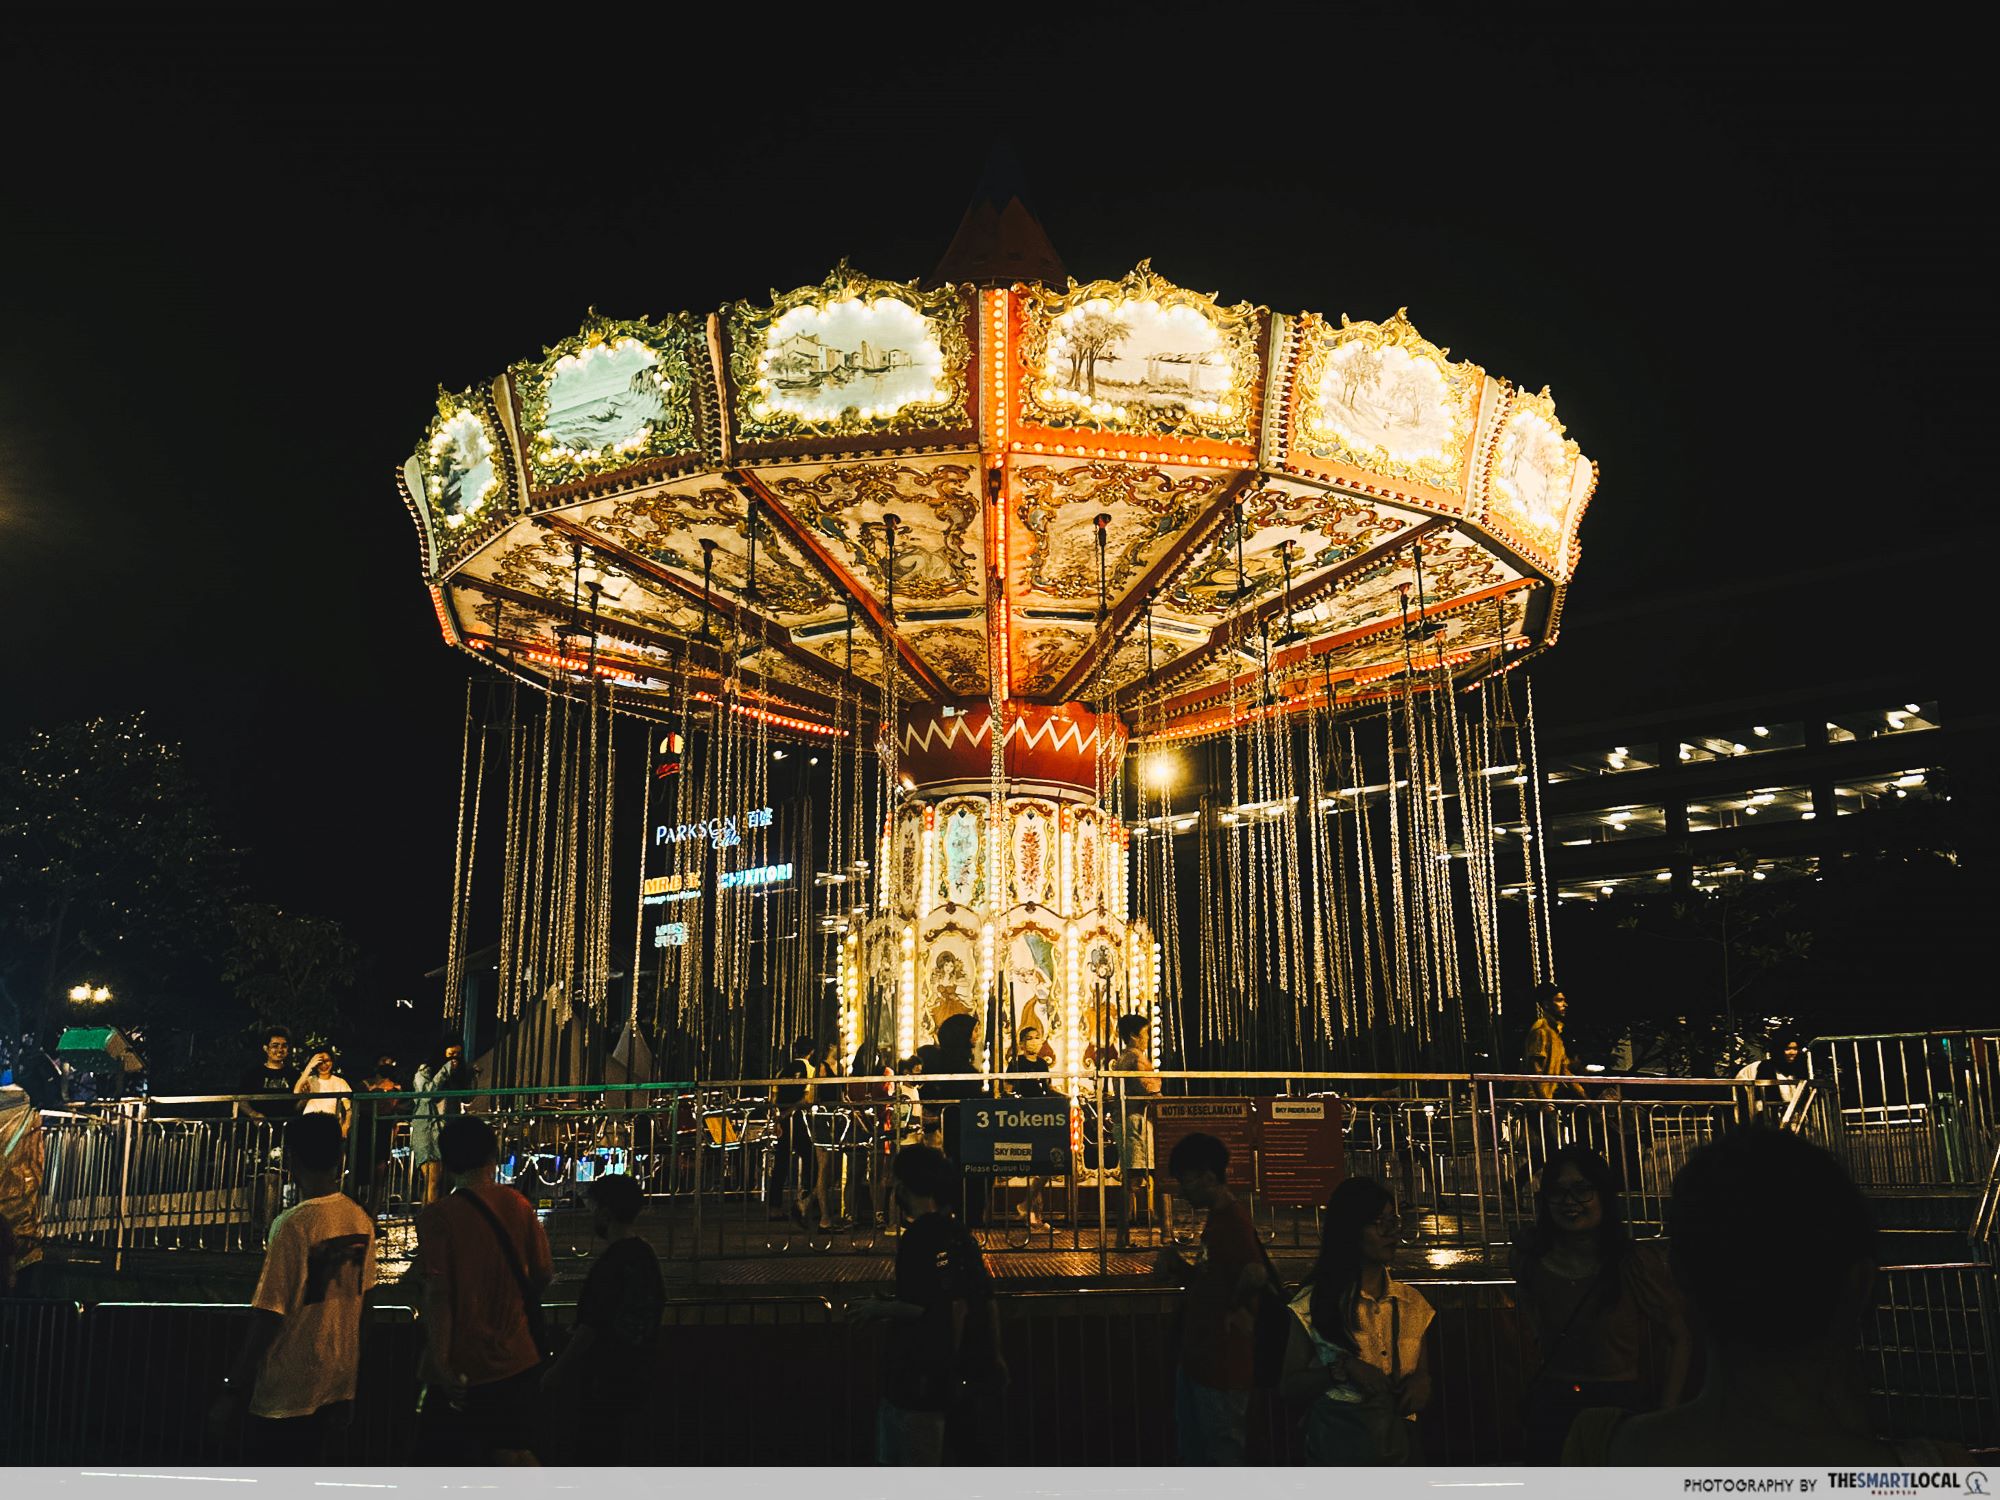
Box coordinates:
[0,714,366,1089]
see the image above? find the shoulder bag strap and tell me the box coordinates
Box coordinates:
[1251,1220,1286,1298]
[455,1187,539,1313]
[1523,1267,1597,1390]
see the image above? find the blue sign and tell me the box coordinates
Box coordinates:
[953,1098,1071,1177]
[718,862,793,891]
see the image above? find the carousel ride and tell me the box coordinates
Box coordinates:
[399,208,1596,1084]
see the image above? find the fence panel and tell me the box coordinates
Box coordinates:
[5,1266,1991,1466]
[28,1050,1994,1272]
[1811,1033,2000,1189]
[1866,1264,2000,1449]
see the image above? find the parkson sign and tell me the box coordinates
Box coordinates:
[654,806,772,849]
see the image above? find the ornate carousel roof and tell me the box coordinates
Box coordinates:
[399,251,1595,745]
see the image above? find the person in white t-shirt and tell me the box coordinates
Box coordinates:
[209,1112,377,1462]
[294,1050,354,1137]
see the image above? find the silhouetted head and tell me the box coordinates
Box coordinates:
[892,1143,957,1210]
[285,1113,344,1177]
[440,1115,500,1176]
[1166,1131,1229,1209]
[936,1013,977,1065]
[1530,982,1567,1022]
[588,1172,644,1234]
[1669,1128,1875,1353]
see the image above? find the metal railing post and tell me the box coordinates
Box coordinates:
[1467,1076,1489,1251]
[1096,1069,1109,1275]
[111,1100,140,1273]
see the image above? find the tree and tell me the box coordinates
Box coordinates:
[0,714,238,1049]
[221,903,360,1048]
[1556,867,1814,1076]
[1063,313,1130,399]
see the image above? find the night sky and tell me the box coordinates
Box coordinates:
[4,13,1988,1023]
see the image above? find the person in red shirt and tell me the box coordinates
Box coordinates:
[1158,1131,1269,1464]
[415,1115,553,1465]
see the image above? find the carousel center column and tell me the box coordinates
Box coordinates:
[871,703,1154,1083]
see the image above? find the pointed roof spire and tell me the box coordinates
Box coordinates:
[925,140,1067,289]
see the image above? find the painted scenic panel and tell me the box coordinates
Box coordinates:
[542,340,669,454]
[1035,298,1237,424]
[1310,342,1461,470]
[751,299,947,426]
[424,409,497,528]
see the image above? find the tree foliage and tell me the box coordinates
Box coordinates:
[1555,825,1980,1076]
[220,903,360,1047]
[0,714,238,1046]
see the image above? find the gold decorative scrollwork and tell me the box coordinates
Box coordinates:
[767,462,981,602]
[1017,262,1261,444]
[1015,626,1086,696]
[591,486,837,616]
[1014,462,1226,600]
[908,624,989,695]
[725,264,971,444]
[1292,309,1481,492]
[515,312,703,491]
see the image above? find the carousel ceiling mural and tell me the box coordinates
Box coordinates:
[400,261,1596,744]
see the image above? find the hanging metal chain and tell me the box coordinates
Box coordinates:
[1525,675,1556,980]
[444,682,475,1022]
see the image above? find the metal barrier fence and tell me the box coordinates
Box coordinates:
[5,1265,1991,1466]
[30,1072,1766,1268]
[1805,1032,2000,1190]
[27,1044,1990,1270]
[1868,1263,2000,1444]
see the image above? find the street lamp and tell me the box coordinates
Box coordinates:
[68,984,112,1004]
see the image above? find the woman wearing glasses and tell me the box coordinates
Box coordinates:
[1513,1144,1690,1463]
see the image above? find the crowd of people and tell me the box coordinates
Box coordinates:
[213,1110,665,1465]
[1140,1124,1962,1468]
[757,1013,1164,1238]
[1,1002,1943,1468]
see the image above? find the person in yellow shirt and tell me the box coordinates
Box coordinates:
[1524,984,1589,1101]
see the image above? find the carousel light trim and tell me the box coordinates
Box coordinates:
[1063,921,1081,1081]
[1149,940,1163,1067]
[689,692,848,738]
[919,804,937,919]
[840,928,860,1067]
[514,644,644,683]
[898,924,918,1060]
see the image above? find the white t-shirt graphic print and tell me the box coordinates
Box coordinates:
[249,1191,378,1418]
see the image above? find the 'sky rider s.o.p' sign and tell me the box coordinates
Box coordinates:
[953,1099,1072,1176]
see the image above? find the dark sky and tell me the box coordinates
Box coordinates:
[3,12,1988,1008]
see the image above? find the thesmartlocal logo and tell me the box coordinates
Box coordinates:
[1825,1473,1980,1497]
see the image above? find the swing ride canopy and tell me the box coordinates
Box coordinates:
[398,257,1596,747]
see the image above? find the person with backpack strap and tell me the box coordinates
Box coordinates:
[1157,1131,1271,1464]
[414,1115,553,1465]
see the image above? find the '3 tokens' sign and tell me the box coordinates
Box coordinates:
[953,1099,1072,1175]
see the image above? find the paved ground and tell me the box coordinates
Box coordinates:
[30,1188,1508,1304]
